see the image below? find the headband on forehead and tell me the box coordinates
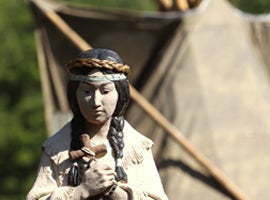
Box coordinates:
[69,73,127,82]
[66,58,131,75]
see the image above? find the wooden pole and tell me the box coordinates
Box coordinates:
[156,0,173,11]
[30,1,249,199]
[129,86,249,200]
[176,0,190,11]
[32,0,91,51]
[34,28,54,134]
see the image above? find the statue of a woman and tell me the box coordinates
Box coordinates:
[27,48,168,200]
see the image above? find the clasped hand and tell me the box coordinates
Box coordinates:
[77,158,117,198]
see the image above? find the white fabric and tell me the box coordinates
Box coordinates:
[27,121,168,200]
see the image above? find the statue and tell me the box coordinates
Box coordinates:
[27,48,168,200]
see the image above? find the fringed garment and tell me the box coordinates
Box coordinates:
[27,121,168,200]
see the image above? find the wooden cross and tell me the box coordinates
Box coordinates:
[69,134,107,161]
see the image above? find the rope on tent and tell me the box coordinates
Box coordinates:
[29,0,249,199]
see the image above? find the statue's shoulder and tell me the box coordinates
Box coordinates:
[123,121,153,147]
[42,122,72,158]
[122,121,153,168]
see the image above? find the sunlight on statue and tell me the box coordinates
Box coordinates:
[27,48,168,200]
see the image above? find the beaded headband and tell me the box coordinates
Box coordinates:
[69,73,127,82]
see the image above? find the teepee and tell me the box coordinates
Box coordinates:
[29,0,270,199]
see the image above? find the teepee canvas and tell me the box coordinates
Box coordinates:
[29,0,270,199]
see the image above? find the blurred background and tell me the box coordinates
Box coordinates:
[1,0,270,199]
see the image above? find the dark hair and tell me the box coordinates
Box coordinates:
[67,49,130,185]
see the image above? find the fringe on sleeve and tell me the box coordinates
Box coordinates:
[122,121,154,169]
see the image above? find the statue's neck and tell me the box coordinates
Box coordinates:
[83,119,111,143]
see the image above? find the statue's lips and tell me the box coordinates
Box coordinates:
[93,110,105,115]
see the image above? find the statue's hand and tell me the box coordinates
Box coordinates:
[74,160,116,199]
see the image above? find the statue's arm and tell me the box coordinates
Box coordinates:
[26,151,74,200]
[117,149,168,200]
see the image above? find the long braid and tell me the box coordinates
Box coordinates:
[68,117,83,186]
[108,115,127,182]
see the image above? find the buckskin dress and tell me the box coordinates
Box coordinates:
[27,121,168,200]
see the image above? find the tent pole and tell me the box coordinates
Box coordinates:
[30,1,249,199]
[129,86,248,200]
[156,0,173,11]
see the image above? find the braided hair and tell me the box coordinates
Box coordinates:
[67,49,130,185]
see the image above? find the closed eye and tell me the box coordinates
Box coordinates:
[101,89,111,94]
[100,83,114,94]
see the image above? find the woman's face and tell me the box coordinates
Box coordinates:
[76,69,119,125]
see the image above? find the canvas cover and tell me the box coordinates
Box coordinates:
[29,0,270,199]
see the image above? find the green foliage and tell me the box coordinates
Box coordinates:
[58,0,157,11]
[228,0,270,14]
[0,0,46,199]
[0,0,270,199]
